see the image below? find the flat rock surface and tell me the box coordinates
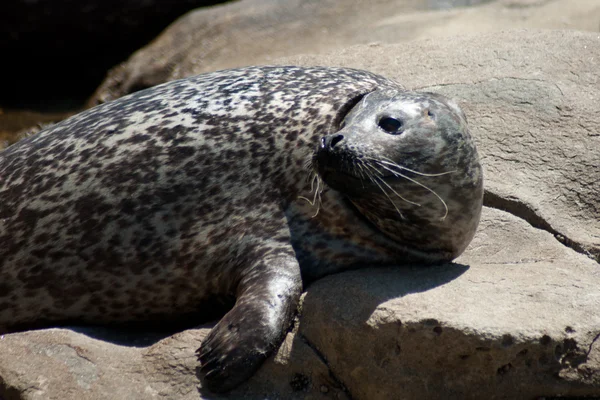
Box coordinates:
[1,29,599,400]
[301,206,600,400]
[0,326,346,400]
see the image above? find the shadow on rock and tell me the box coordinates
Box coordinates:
[68,320,221,348]
[302,262,470,325]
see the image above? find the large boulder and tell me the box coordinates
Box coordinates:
[1,29,599,399]
[0,326,346,399]
[4,0,598,148]
[277,29,600,263]
[90,0,600,104]
[300,207,600,399]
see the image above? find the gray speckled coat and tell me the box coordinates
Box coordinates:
[0,66,482,392]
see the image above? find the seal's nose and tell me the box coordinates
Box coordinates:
[320,134,344,150]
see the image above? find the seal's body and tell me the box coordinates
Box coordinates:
[0,66,483,392]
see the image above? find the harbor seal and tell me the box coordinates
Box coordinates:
[0,66,483,392]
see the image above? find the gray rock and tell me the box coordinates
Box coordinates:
[90,0,600,104]
[1,29,599,399]
[300,206,600,399]
[0,327,347,399]
[277,29,600,263]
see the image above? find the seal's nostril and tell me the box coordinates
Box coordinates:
[330,134,344,148]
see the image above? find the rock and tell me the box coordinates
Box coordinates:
[277,29,600,263]
[0,109,71,151]
[1,29,599,399]
[300,206,600,400]
[0,326,348,400]
[90,0,600,104]
[0,0,231,110]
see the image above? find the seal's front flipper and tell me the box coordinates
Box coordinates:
[197,252,302,393]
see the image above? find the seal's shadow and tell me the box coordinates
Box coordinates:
[67,299,235,347]
[196,262,469,397]
[70,262,468,348]
[64,262,469,399]
[302,262,470,322]
[67,325,179,347]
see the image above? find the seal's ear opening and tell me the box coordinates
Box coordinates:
[421,92,467,123]
[332,90,374,130]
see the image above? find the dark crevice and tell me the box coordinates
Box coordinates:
[0,375,23,400]
[298,333,355,400]
[0,0,234,111]
[586,332,600,359]
[483,190,599,263]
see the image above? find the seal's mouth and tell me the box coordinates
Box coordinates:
[319,165,397,183]
[317,163,387,196]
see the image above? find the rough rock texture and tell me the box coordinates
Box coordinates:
[3,0,598,148]
[1,29,599,399]
[301,206,600,400]
[0,325,347,400]
[277,29,600,264]
[90,0,600,104]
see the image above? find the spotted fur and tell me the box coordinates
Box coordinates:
[0,66,482,392]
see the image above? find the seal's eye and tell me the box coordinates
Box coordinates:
[378,117,403,134]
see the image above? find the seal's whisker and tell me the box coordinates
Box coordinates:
[362,159,384,178]
[303,156,314,174]
[304,173,324,217]
[356,162,371,188]
[298,173,320,206]
[362,166,405,219]
[374,162,449,220]
[370,170,422,208]
[357,160,380,188]
[308,177,323,218]
[311,173,320,198]
[362,162,420,210]
[375,181,406,219]
[367,156,457,177]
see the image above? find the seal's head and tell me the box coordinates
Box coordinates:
[315,89,483,262]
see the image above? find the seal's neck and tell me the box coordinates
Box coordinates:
[286,187,438,284]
